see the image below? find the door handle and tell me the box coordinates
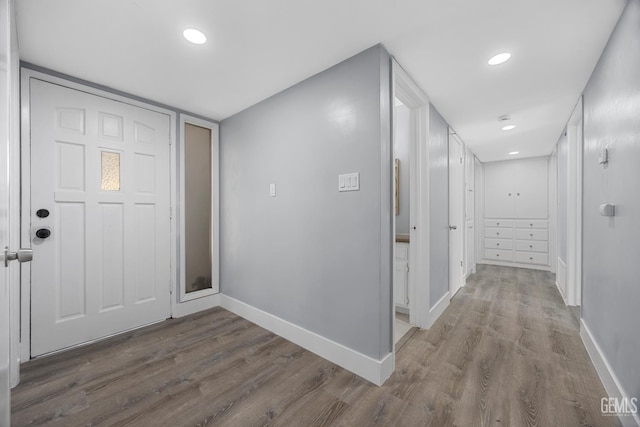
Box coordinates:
[4,247,34,267]
[449,225,457,230]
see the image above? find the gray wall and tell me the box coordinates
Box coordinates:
[428,105,450,308]
[556,131,568,264]
[582,0,640,401]
[394,103,410,235]
[220,45,392,360]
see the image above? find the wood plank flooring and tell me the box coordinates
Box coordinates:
[12,265,619,426]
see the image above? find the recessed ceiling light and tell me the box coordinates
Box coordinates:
[488,52,511,66]
[509,151,519,155]
[502,125,516,131]
[183,28,206,45]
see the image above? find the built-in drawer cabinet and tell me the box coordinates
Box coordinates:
[515,240,548,253]
[484,227,513,239]
[514,251,548,265]
[515,228,548,241]
[484,238,513,250]
[484,219,514,228]
[514,219,548,229]
[485,249,513,262]
[483,218,549,269]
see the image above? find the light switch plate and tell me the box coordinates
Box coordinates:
[339,173,360,192]
[270,183,276,197]
[598,147,608,165]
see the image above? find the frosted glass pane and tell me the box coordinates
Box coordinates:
[185,123,212,293]
[101,151,120,191]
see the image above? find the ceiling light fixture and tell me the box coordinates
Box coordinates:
[183,28,207,45]
[502,125,516,131]
[509,151,519,155]
[488,52,511,66]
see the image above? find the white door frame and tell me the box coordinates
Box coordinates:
[391,59,430,330]
[566,98,583,307]
[20,69,178,360]
[175,114,220,310]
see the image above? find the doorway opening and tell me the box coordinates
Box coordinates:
[391,60,430,349]
[393,97,413,345]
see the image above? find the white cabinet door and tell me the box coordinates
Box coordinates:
[394,262,408,306]
[484,161,515,218]
[30,80,172,356]
[394,243,409,307]
[513,158,548,218]
[465,221,475,275]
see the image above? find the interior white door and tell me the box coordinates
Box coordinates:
[1,0,16,420]
[29,79,172,357]
[0,8,11,423]
[448,134,464,297]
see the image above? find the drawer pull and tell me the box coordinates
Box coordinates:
[530,223,533,227]
[529,257,533,260]
[496,254,500,257]
[529,245,533,248]
[496,222,500,226]
[496,243,500,246]
[496,232,500,236]
[530,233,533,237]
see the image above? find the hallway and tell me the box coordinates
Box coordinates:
[12,265,616,426]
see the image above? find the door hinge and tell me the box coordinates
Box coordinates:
[460,157,463,164]
[460,260,463,267]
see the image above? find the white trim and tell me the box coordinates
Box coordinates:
[423,291,450,330]
[580,320,640,427]
[172,293,221,318]
[478,260,552,272]
[219,295,394,386]
[392,59,430,330]
[177,114,220,305]
[556,257,568,303]
[19,68,178,360]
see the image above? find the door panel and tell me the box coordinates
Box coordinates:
[30,80,171,356]
[1,0,19,421]
[449,136,464,297]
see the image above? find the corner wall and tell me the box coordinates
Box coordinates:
[219,46,393,363]
[582,0,640,414]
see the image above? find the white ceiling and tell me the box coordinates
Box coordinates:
[17,0,626,162]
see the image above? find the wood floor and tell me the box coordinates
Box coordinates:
[12,265,619,426]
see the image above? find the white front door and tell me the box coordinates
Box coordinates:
[449,134,464,297]
[29,79,172,357]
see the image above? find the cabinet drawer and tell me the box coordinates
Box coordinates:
[515,228,548,241]
[484,238,513,250]
[484,219,514,228]
[514,251,548,265]
[395,243,409,261]
[485,249,513,262]
[514,219,548,229]
[485,227,513,239]
[515,240,548,253]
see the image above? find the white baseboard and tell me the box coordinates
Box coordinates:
[423,291,450,330]
[171,293,221,318]
[219,294,394,386]
[580,320,640,427]
[478,260,551,272]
